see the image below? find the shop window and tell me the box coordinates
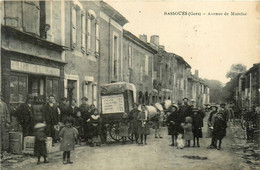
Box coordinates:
[10,75,27,103]
[28,76,46,103]
[46,78,59,100]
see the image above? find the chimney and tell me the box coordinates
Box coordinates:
[195,70,199,77]
[139,34,147,42]
[150,35,159,47]
[159,45,165,51]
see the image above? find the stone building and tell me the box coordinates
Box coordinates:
[122,30,157,105]
[1,0,67,113]
[63,0,127,107]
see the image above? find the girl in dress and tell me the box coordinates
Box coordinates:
[59,117,78,164]
[192,108,203,147]
[137,105,150,145]
[181,117,193,147]
[88,109,102,147]
[119,112,129,144]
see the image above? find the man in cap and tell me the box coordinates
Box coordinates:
[179,98,192,122]
[16,94,35,137]
[0,92,11,152]
[42,94,59,146]
[79,97,90,143]
[59,97,69,123]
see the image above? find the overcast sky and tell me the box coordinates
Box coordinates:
[105,0,260,84]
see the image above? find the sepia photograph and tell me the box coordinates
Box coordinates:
[0,0,259,169]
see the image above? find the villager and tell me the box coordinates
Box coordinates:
[129,103,140,143]
[119,112,129,144]
[42,95,59,146]
[34,123,49,165]
[207,106,218,149]
[0,93,11,152]
[88,109,102,147]
[151,109,162,139]
[191,108,203,147]
[74,111,84,144]
[181,116,193,147]
[16,95,34,137]
[167,104,179,146]
[59,117,78,164]
[79,97,89,142]
[212,112,227,150]
[59,97,69,123]
[137,105,150,145]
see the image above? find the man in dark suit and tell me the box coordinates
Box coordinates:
[16,95,34,137]
[42,95,59,145]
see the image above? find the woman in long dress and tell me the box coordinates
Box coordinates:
[137,105,150,145]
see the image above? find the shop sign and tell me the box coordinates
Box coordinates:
[101,94,125,114]
[11,60,60,76]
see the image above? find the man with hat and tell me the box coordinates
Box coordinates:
[218,103,229,123]
[179,98,192,123]
[16,94,35,137]
[0,92,11,152]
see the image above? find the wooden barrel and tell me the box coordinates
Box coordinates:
[9,132,23,154]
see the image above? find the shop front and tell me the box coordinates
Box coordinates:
[2,49,66,123]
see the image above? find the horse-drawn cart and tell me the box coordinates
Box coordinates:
[100,82,136,142]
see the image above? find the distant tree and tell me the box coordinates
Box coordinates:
[204,79,223,103]
[223,64,247,103]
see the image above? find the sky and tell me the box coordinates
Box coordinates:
[105,0,260,84]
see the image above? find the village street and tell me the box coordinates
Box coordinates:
[2,112,253,170]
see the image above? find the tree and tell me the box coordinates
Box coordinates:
[223,64,247,103]
[226,64,247,79]
[204,79,223,103]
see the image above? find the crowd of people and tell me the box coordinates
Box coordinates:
[2,93,233,165]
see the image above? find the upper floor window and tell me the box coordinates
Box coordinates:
[112,34,118,79]
[128,46,133,68]
[140,66,143,83]
[87,10,99,57]
[145,55,149,75]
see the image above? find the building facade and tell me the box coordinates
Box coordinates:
[62,0,127,108]
[1,1,67,118]
[123,30,157,105]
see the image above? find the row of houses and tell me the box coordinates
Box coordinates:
[1,0,210,112]
[236,63,260,111]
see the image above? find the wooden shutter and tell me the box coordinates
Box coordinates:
[4,1,19,27]
[81,12,86,53]
[95,22,99,56]
[71,4,77,49]
[87,14,91,54]
[22,1,40,35]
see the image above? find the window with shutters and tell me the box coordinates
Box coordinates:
[87,10,97,55]
[22,1,40,35]
[10,75,27,103]
[71,4,77,49]
[140,66,143,83]
[128,46,133,68]
[113,35,118,79]
[81,12,86,53]
[145,55,149,75]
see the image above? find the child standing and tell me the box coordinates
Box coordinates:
[181,117,193,147]
[119,112,129,144]
[192,108,203,147]
[88,109,102,147]
[34,123,49,165]
[74,111,84,144]
[59,117,78,164]
[212,112,227,150]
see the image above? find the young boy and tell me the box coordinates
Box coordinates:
[74,111,84,144]
[34,123,49,165]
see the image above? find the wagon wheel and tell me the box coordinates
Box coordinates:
[109,122,122,142]
[128,133,134,141]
